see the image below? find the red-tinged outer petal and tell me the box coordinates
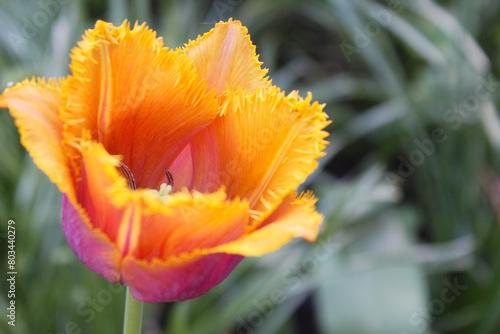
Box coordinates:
[77,137,130,243]
[188,86,330,226]
[183,19,269,94]
[62,194,121,282]
[120,191,320,302]
[62,20,219,188]
[122,253,243,302]
[0,78,75,199]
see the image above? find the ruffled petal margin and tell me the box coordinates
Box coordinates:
[183,19,269,94]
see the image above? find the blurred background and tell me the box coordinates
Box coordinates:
[1,0,500,333]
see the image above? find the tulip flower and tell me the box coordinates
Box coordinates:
[0,19,329,304]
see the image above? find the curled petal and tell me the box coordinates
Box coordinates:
[121,190,321,302]
[77,138,130,243]
[0,78,75,199]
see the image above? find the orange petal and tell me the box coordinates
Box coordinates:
[62,20,219,188]
[134,189,249,261]
[0,78,75,199]
[188,86,330,225]
[212,192,323,256]
[183,19,269,94]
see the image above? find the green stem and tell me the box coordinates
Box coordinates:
[123,286,144,334]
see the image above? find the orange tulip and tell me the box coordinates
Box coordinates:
[0,20,329,302]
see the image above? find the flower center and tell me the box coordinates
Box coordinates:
[120,163,174,203]
[148,183,172,203]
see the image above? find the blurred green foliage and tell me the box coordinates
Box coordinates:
[1,0,500,333]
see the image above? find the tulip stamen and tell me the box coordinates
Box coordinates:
[120,161,136,190]
[157,183,172,203]
[148,183,172,204]
[165,168,174,190]
[147,168,175,203]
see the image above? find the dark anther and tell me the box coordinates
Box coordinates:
[120,162,136,190]
[165,168,174,189]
